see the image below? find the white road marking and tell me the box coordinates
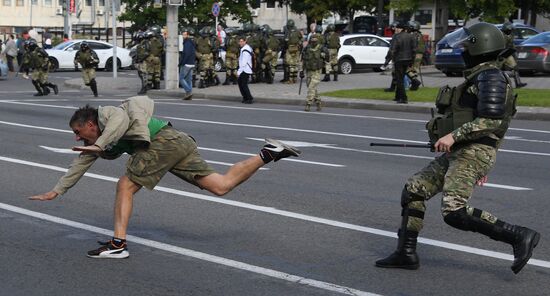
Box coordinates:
[38,145,270,170]
[0,120,72,133]
[0,100,78,109]
[0,202,378,296]
[0,155,547,269]
[0,90,79,94]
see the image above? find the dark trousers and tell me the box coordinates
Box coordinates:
[395,60,412,102]
[6,55,15,72]
[16,53,23,69]
[238,72,253,102]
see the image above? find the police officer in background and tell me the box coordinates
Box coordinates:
[74,41,99,97]
[223,27,240,85]
[388,21,415,104]
[300,33,325,111]
[283,20,303,84]
[135,32,150,95]
[145,29,164,90]
[261,25,280,84]
[23,39,58,96]
[321,24,340,82]
[375,23,539,274]
[196,27,214,89]
[501,21,527,88]
[405,21,423,91]
[382,21,399,93]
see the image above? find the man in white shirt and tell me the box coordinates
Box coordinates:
[237,36,254,104]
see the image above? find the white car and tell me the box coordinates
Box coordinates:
[46,39,133,71]
[338,34,390,74]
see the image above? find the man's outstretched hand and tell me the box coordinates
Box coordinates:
[72,145,102,153]
[29,191,59,201]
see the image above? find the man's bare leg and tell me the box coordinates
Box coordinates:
[197,155,264,196]
[114,176,142,239]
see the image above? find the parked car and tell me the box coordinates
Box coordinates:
[516,32,550,74]
[338,34,390,74]
[435,24,539,76]
[0,60,8,79]
[46,39,133,71]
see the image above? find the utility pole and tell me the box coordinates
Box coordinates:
[377,0,384,36]
[111,0,118,78]
[165,4,179,89]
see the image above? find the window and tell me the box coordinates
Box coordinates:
[98,0,104,6]
[266,0,275,8]
[16,0,23,6]
[31,0,37,4]
[89,42,111,50]
[366,37,388,47]
[3,0,11,5]
[85,0,91,5]
[44,0,52,6]
[414,9,432,26]
[516,28,538,39]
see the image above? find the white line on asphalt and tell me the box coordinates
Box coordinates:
[0,100,78,109]
[0,120,72,133]
[0,90,80,94]
[0,155,547,269]
[0,202,378,296]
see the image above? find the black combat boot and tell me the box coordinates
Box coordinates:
[333,72,338,81]
[376,228,420,270]
[32,80,44,96]
[154,81,161,89]
[214,75,220,86]
[444,208,540,274]
[41,84,50,96]
[198,79,205,89]
[222,74,230,85]
[90,79,98,97]
[322,74,330,82]
[514,71,527,88]
[280,67,289,83]
[192,75,197,87]
[45,83,58,95]
[232,74,238,85]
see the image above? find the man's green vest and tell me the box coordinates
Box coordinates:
[426,62,517,143]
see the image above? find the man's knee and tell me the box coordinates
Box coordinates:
[401,185,425,207]
[117,176,140,193]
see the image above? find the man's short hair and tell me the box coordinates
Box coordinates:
[238,36,247,42]
[70,105,98,127]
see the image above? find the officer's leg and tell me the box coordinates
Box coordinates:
[31,80,44,96]
[137,64,148,95]
[394,62,407,103]
[322,59,331,82]
[441,147,539,274]
[376,155,447,269]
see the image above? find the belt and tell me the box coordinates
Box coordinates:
[455,136,498,150]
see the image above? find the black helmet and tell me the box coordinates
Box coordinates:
[80,41,89,50]
[450,22,506,56]
[501,21,513,34]
[136,31,145,41]
[287,19,295,28]
[145,30,155,39]
[327,24,335,32]
[150,25,161,36]
[27,39,38,50]
[408,20,420,31]
[261,24,272,34]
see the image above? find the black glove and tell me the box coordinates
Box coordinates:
[299,71,304,79]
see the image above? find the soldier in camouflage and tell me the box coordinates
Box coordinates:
[222,28,240,85]
[501,21,527,88]
[135,32,150,95]
[405,21,423,91]
[196,27,214,89]
[246,24,262,83]
[300,34,324,111]
[375,23,540,274]
[283,20,302,84]
[22,39,58,96]
[144,30,164,90]
[207,26,221,87]
[321,24,340,82]
[74,41,99,97]
[261,25,279,84]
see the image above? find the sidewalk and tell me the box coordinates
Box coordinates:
[64,66,550,121]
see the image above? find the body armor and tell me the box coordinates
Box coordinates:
[75,50,99,68]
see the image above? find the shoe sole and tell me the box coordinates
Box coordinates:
[375,262,419,270]
[87,250,130,259]
[511,232,540,274]
[264,138,301,157]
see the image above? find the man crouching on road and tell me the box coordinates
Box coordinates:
[30,95,300,259]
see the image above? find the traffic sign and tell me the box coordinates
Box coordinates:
[212,2,220,17]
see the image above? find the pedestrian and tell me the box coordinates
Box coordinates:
[2,34,18,72]
[382,22,398,93]
[16,33,26,69]
[74,41,99,97]
[179,28,195,100]
[501,21,527,88]
[216,24,226,49]
[237,36,254,104]
[282,20,302,84]
[261,25,279,84]
[29,95,301,258]
[301,33,324,111]
[375,22,540,274]
[43,30,53,49]
[388,22,415,104]
[63,33,70,42]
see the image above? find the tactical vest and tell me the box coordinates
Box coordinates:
[226,36,240,54]
[426,63,517,143]
[148,37,163,56]
[136,41,149,62]
[327,32,340,49]
[76,50,98,68]
[196,37,211,54]
[288,30,301,46]
[414,32,426,54]
[304,45,323,71]
[30,48,48,69]
[266,36,279,51]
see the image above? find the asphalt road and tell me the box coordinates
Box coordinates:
[1,72,549,296]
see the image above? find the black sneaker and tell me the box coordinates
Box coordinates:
[87,240,130,259]
[262,138,301,162]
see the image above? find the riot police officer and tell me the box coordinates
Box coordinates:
[283,20,303,84]
[405,21,423,91]
[300,34,324,111]
[24,39,58,96]
[501,21,527,88]
[74,41,99,97]
[144,30,164,89]
[375,22,540,275]
[223,27,240,85]
[261,25,279,84]
[196,27,214,88]
[135,32,150,95]
[322,24,341,82]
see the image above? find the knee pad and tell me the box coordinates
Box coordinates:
[401,186,424,207]
[443,208,471,231]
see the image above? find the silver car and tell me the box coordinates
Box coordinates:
[516,32,550,74]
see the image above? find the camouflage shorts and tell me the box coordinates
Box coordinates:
[126,126,215,190]
[406,143,497,215]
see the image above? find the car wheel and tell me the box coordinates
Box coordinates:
[214,58,224,72]
[105,58,121,72]
[49,58,59,72]
[372,67,383,72]
[339,58,353,75]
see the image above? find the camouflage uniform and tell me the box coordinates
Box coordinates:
[145,34,164,89]
[24,42,58,96]
[195,33,213,88]
[135,38,150,95]
[223,33,240,85]
[323,26,340,81]
[246,26,262,83]
[302,35,324,111]
[406,28,425,90]
[208,30,221,86]
[74,45,99,96]
[284,24,302,84]
[262,30,279,84]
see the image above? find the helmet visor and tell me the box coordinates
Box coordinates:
[447,28,477,50]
